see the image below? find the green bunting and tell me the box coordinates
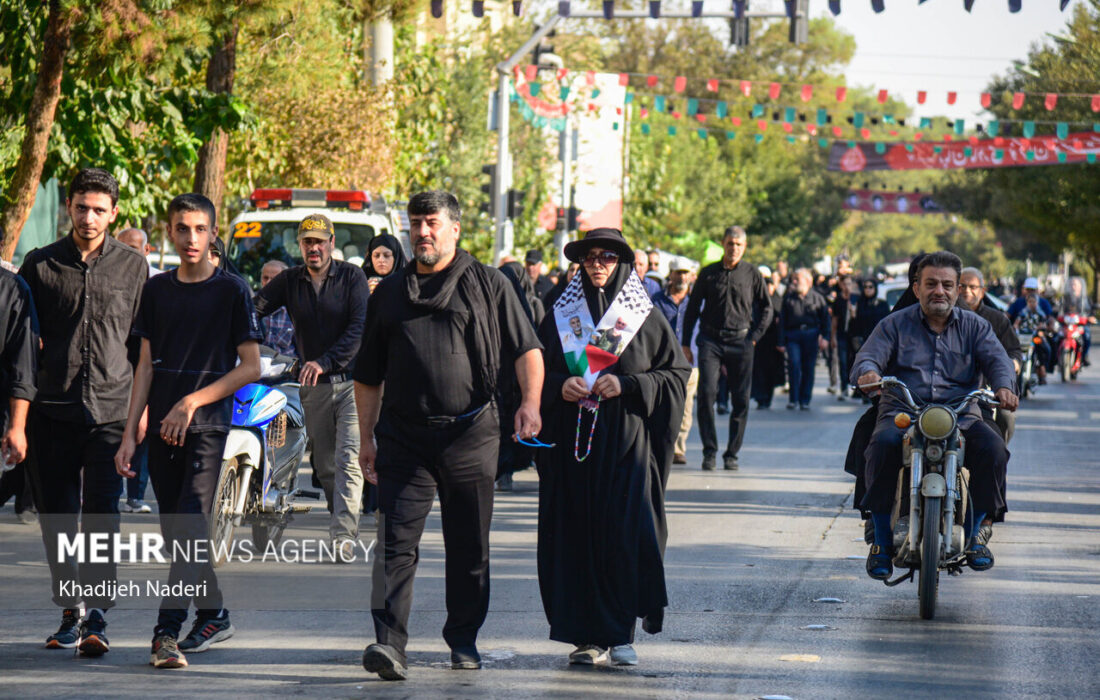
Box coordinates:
[752,104,764,118]
[613,122,619,131]
[816,108,827,126]
[853,112,864,128]
[964,146,973,157]
[987,120,999,137]
[668,125,677,136]
[755,134,764,143]
[592,88,601,98]
[727,131,736,140]
[787,135,796,143]
[560,86,570,100]
[933,146,943,154]
[819,138,829,148]
[1057,122,1068,139]
[1057,152,1067,163]
[641,123,650,135]
[920,117,932,129]
[994,149,1005,160]
[1088,153,1097,163]
[874,142,886,154]
[655,96,666,112]
[1025,150,1035,161]
[784,107,795,123]
[1023,121,1036,138]
[687,98,699,116]
[529,82,541,97]
[697,129,707,140]
[954,119,964,135]
[716,101,728,118]
[905,144,914,152]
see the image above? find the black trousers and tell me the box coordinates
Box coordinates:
[148,431,227,638]
[696,335,754,459]
[25,411,123,610]
[371,404,498,660]
[863,415,1009,521]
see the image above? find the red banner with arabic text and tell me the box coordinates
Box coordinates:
[828,132,1100,171]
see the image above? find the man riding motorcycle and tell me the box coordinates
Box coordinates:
[851,251,1018,581]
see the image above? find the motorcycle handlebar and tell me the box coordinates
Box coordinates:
[860,376,999,412]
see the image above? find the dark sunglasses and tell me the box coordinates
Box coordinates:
[582,251,619,266]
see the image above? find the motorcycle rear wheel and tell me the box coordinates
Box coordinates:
[209,459,240,569]
[918,496,942,620]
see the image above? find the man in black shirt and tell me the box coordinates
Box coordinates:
[682,226,773,471]
[254,214,368,556]
[116,193,262,669]
[18,168,148,656]
[355,191,543,681]
[524,249,554,301]
[778,269,832,410]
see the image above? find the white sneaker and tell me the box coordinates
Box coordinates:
[568,644,608,665]
[609,644,638,665]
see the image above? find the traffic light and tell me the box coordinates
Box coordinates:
[555,206,579,231]
[730,1,750,47]
[506,189,527,219]
[480,164,497,216]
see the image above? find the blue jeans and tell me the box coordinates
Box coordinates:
[123,438,150,501]
[785,329,821,406]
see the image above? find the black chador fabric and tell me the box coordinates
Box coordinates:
[361,234,409,280]
[535,261,689,647]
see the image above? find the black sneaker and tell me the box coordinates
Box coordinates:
[701,455,716,471]
[45,608,82,649]
[178,614,235,653]
[362,643,408,681]
[78,610,109,656]
[450,645,481,670]
[150,634,188,669]
[723,455,739,471]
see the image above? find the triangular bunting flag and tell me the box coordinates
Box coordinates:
[769,82,781,100]
[981,93,991,108]
[1012,92,1025,109]
[947,91,957,105]
[674,75,687,93]
[1045,93,1058,110]
[877,89,888,104]
[618,73,629,86]
[801,84,813,102]
[836,86,847,102]
[917,91,927,104]
[707,79,719,92]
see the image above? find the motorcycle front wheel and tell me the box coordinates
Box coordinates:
[209,459,240,568]
[918,496,942,620]
[1062,349,1073,382]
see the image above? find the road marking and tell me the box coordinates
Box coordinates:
[813,597,846,603]
[780,654,821,663]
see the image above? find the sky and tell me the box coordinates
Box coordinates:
[811,0,1081,120]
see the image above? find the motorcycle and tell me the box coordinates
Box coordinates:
[209,349,315,567]
[1057,314,1093,382]
[860,376,999,620]
[1016,328,1044,398]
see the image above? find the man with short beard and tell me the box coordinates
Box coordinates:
[354,190,544,681]
[254,213,368,560]
[18,168,148,655]
[852,251,1018,581]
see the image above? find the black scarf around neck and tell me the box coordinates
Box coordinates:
[403,249,502,400]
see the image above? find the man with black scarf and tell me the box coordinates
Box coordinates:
[353,191,544,681]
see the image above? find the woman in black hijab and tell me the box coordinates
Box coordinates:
[362,234,408,293]
[536,228,688,667]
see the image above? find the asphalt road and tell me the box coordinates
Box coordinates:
[1,365,1097,699]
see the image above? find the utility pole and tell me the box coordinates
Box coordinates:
[556,119,573,270]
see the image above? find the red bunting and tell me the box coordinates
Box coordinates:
[1012,92,1025,109]
[1093,95,1100,112]
[994,137,1005,146]
[860,127,871,139]
[832,126,843,137]
[807,125,818,135]
[769,82,781,100]
[646,75,658,88]
[671,111,682,120]
[877,89,888,104]
[740,80,752,97]
[1045,93,1058,110]
[801,85,813,102]
[695,114,707,123]
[585,71,596,85]
[557,68,569,81]
[674,76,687,93]
[618,73,629,86]
[731,116,742,126]
[707,79,719,92]
[947,91,957,105]
[524,65,537,82]
[917,91,927,104]
[640,108,649,118]
[889,130,898,137]
[782,122,793,133]
[757,120,768,131]
[836,86,847,102]
[981,93,992,108]
[616,107,623,115]
[943,134,953,142]
[1073,139,1084,149]
[914,133,923,141]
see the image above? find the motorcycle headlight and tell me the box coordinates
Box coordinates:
[919,405,955,440]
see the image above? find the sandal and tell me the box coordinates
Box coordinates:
[966,542,994,571]
[866,545,893,580]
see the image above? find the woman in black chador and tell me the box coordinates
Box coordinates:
[535,228,689,667]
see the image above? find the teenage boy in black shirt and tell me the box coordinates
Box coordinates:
[18,167,147,655]
[115,194,262,669]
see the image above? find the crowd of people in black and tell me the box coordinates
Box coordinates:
[0,169,1093,679]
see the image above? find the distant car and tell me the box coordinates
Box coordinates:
[877,279,1008,312]
[226,188,409,287]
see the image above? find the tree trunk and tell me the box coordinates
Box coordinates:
[0,0,73,262]
[193,21,239,227]
[369,17,395,85]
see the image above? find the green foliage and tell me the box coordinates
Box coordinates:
[942,0,1100,286]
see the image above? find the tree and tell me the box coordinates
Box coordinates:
[943,1,1100,300]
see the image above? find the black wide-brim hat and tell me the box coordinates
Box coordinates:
[563,227,634,264]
